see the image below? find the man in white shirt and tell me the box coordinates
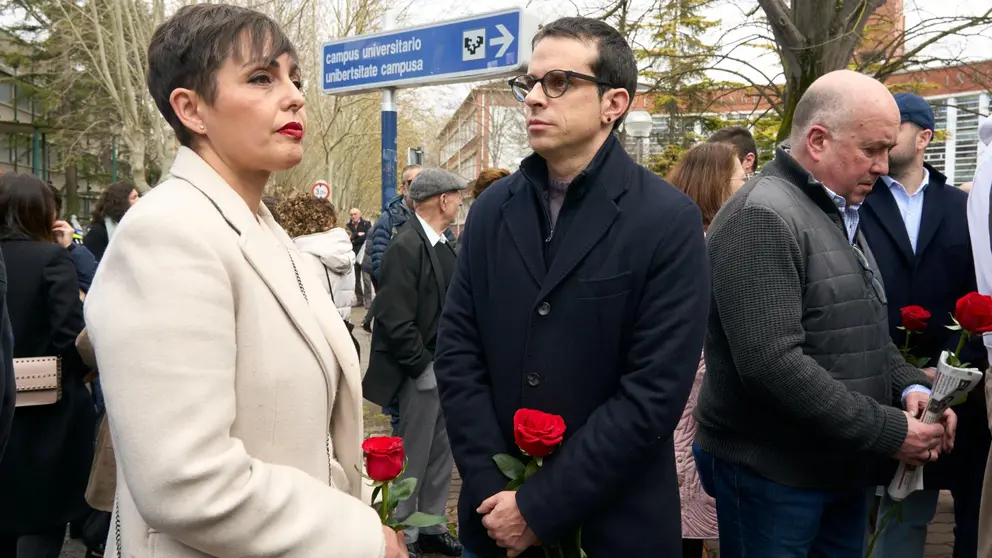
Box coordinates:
[363,168,466,558]
[862,92,985,558]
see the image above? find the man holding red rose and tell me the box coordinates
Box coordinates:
[435,17,709,558]
[859,92,988,558]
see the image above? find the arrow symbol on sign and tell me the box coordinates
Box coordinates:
[489,24,514,58]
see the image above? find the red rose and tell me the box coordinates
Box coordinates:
[900,305,931,332]
[955,292,992,334]
[513,409,566,458]
[362,436,404,482]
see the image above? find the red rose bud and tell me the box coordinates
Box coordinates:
[900,305,931,332]
[362,436,404,482]
[513,408,566,458]
[955,292,992,335]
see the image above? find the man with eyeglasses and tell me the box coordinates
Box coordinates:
[859,93,988,558]
[434,17,709,558]
[694,71,954,557]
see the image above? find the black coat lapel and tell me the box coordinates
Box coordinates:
[537,179,619,301]
[915,180,946,258]
[864,178,915,264]
[500,181,546,287]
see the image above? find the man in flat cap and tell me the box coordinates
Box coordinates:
[364,167,466,558]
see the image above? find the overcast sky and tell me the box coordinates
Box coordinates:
[392,0,992,117]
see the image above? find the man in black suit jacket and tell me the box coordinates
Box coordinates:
[0,248,13,462]
[860,93,989,558]
[433,17,708,558]
[364,168,467,558]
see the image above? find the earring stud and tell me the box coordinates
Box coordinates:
[199,125,205,130]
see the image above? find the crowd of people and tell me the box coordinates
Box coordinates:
[1,3,992,558]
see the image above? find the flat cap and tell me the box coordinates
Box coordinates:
[408,168,467,203]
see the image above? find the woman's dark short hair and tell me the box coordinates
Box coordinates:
[532,17,637,130]
[147,4,298,147]
[0,172,57,243]
[91,181,136,225]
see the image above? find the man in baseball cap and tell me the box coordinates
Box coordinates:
[861,92,986,558]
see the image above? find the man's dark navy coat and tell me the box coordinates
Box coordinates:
[434,134,710,557]
[860,164,990,490]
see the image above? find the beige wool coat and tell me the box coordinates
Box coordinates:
[84,147,385,558]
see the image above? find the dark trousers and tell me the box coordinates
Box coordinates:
[712,456,868,558]
[0,525,66,558]
[950,436,990,558]
[354,262,365,303]
[682,538,705,557]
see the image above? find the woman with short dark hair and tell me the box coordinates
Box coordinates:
[83,4,402,558]
[82,181,138,263]
[0,172,94,558]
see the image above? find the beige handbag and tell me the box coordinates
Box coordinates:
[13,357,62,407]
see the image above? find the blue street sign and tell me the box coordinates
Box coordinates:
[321,8,539,95]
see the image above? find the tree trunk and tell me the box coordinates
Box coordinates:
[124,130,150,193]
[777,51,824,144]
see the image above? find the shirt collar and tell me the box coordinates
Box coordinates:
[416,213,445,246]
[820,184,862,211]
[881,167,931,196]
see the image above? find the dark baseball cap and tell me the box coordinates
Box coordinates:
[893,93,935,133]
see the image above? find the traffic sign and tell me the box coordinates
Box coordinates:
[312,181,330,199]
[321,8,539,95]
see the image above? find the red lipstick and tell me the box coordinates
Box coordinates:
[278,121,304,140]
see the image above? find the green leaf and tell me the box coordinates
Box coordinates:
[388,477,417,511]
[493,454,526,481]
[399,512,447,528]
[947,324,963,331]
[505,477,524,491]
[536,456,544,467]
[371,485,382,506]
[897,326,905,331]
[524,460,539,481]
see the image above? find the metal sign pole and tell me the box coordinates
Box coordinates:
[380,11,398,211]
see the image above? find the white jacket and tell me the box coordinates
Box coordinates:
[294,228,356,321]
[967,118,992,365]
[84,147,384,558]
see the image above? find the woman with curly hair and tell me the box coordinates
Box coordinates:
[278,193,356,322]
[83,181,138,263]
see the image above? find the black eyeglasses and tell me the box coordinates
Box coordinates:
[851,244,887,305]
[508,70,615,102]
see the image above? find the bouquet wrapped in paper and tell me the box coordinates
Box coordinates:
[886,292,992,501]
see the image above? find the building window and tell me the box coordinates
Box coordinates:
[0,82,11,103]
[953,95,981,185]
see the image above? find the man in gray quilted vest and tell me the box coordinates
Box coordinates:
[694,69,956,557]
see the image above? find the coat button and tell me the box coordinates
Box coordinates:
[537,302,551,316]
[527,373,541,387]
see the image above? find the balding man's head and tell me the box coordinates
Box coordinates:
[789,70,899,205]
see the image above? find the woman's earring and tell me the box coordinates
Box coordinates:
[199,125,205,130]
[607,117,612,123]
